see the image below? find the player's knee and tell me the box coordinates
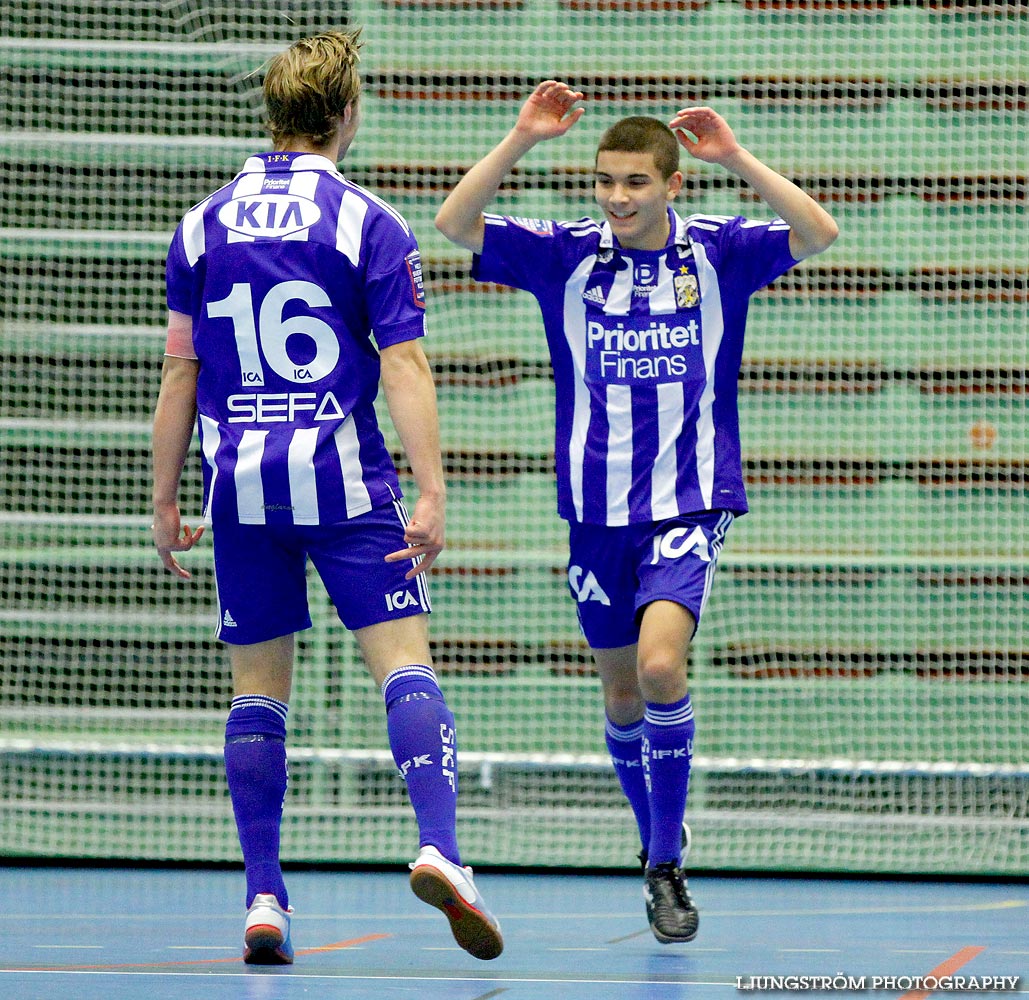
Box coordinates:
[637,653,689,701]
[604,684,644,724]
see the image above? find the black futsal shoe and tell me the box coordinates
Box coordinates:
[643,862,700,943]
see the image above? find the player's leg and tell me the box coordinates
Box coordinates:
[567,522,654,861]
[226,636,296,964]
[592,643,652,859]
[636,599,694,869]
[633,600,699,944]
[632,510,735,943]
[310,505,454,861]
[356,613,459,861]
[213,521,311,965]
[312,504,502,960]
[355,613,503,960]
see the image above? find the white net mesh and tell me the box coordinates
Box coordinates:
[0,0,1026,873]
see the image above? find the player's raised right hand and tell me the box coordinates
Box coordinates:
[514,81,585,143]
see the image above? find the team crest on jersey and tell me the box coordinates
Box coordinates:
[218,193,321,238]
[674,267,700,309]
[510,217,554,236]
[405,250,426,309]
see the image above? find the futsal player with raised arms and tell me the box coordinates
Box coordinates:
[435,82,838,942]
[150,29,502,964]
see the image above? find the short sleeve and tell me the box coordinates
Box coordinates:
[472,214,565,294]
[714,217,798,294]
[363,215,427,349]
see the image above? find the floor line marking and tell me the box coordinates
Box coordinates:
[298,934,392,955]
[166,946,235,952]
[899,945,987,1000]
[779,949,841,953]
[0,969,745,987]
[8,933,392,971]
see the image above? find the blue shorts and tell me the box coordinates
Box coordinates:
[566,510,734,649]
[211,501,431,645]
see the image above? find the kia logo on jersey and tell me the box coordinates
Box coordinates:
[218,194,322,238]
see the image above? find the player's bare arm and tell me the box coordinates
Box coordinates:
[151,352,205,578]
[435,80,585,254]
[669,106,839,261]
[380,339,447,578]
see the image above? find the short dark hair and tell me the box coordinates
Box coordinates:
[596,116,680,179]
[263,28,363,148]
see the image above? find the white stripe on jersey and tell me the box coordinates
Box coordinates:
[281,170,319,243]
[562,255,597,520]
[287,427,320,523]
[198,413,221,524]
[335,190,369,266]
[686,213,735,232]
[742,217,790,231]
[354,183,412,236]
[605,260,634,316]
[233,170,266,194]
[651,382,686,520]
[693,241,724,509]
[640,252,688,520]
[290,154,333,173]
[605,383,633,522]
[651,253,679,313]
[566,219,602,235]
[333,416,373,518]
[235,429,269,523]
[182,197,211,268]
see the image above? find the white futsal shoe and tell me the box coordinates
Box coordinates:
[243,893,294,965]
[409,845,504,960]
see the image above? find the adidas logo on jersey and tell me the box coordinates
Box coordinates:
[583,285,607,306]
[222,610,238,628]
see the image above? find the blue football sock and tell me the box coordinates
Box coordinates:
[605,716,650,855]
[382,665,460,865]
[224,695,290,909]
[642,694,695,868]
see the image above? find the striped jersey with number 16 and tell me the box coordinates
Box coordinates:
[472,208,797,525]
[165,152,428,526]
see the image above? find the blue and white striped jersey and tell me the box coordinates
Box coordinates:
[166,152,426,526]
[472,207,796,525]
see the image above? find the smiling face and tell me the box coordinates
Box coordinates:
[594,150,683,251]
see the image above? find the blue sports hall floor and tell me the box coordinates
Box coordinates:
[0,864,1025,1000]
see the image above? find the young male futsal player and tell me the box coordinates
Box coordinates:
[150,29,502,964]
[435,81,838,942]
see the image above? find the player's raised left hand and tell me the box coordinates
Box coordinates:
[668,106,741,166]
